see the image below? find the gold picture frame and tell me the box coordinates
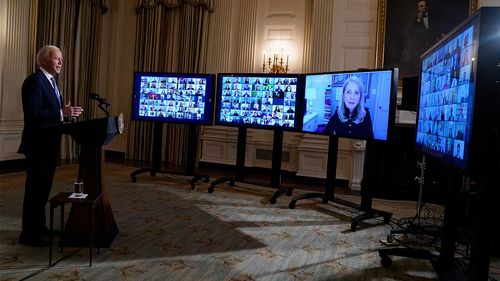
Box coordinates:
[375,0,478,80]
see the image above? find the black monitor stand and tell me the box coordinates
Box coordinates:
[208,128,292,199]
[349,139,393,230]
[288,137,392,231]
[287,136,339,207]
[205,127,247,193]
[268,130,293,203]
[130,122,209,186]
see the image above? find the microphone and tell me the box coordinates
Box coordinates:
[89,92,111,117]
[89,92,110,106]
[89,92,101,100]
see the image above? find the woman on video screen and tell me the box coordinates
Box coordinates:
[324,75,374,139]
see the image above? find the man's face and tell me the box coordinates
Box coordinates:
[417,1,427,14]
[42,49,63,76]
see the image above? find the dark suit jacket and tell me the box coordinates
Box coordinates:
[324,107,374,140]
[18,70,63,156]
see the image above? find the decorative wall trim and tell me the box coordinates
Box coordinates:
[0,128,23,161]
[309,0,335,72]
[205,0,233,73]
[265,25,295,40]
[235,0,258,72]
[265,0,297,18]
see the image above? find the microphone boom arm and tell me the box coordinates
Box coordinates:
[98,101,110,117]
[89,92,111,117]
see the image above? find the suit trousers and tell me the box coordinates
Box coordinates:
[21,152,58,236]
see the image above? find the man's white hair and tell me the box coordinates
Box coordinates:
[36,45,60,66]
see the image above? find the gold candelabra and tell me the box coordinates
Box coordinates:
[262,53,289,74]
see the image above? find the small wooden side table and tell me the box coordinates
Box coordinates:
[48,192,103,267]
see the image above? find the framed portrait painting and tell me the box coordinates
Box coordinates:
[376,0,478,80]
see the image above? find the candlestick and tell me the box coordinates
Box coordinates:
[261,48,290,73]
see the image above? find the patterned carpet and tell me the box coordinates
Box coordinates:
[1,164,442,280]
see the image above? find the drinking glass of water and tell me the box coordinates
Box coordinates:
[73,179,83,197]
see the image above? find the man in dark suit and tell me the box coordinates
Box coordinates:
[18,45,83,246]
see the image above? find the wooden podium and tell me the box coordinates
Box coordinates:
[55,117,121,248]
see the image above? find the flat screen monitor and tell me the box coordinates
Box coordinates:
[301,69,398,141]
[214,73,304,131]
[131,72,215,125]
[415,7,500,172]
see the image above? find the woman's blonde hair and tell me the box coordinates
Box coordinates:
[337,75,367,124]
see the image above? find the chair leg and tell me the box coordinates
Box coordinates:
[60,204,64,253]
[49,204,54,266]
[90,205,94,267]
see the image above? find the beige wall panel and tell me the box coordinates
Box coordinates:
[99,0,136,152]
[0,0,30,160]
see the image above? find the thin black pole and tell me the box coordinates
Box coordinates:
[271,130,284,188]
[235,127,247,182]
[152,122,163,173]
[325,136,339,201]
[360,140,373,211]
[185,124,198,176]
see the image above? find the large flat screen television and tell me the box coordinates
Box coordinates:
[131,72,215,125]
[214,73,304,131]
[415,7,500,173]
[301,68,398,141]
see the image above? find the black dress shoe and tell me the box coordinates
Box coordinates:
[19,234,49,247]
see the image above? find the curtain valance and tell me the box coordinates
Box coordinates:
[136,0,214,13]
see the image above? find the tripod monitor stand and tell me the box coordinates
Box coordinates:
[208,128,292,200]
[130,72,215,185]
[288,137,392,230]
[209,73,306,194]
[287,136,339,208]
[268,129,294,203]
[130,121,209,186]
[203,127,246,193]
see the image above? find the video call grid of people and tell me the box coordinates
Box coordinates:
[218,76,298,127]
[138,76,207,120]
[416,25,475,160]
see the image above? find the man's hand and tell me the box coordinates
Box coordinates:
[62,102,84,117]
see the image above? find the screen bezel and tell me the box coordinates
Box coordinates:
[214,73,305,132]
[414,12,480,172]
[300,68,399,141]
[131,71,215,125]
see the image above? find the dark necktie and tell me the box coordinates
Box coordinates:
[50,77,62,106]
